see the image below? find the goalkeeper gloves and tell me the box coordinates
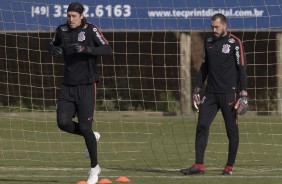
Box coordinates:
[235,90,248,116]
[193,87,201,113]
[51,46,63,57]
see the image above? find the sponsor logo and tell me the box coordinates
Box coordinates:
[222,44,231,54]
[207,37,213,42]
[228,102,234,106]
[93,28,106,45]
[228,38,235,43]
[61,26,69,31]
[82,24,88,29]
[235,50,240,64]
[78,31,86,42]
[51,32,56,42]
[235,46,239,50]
[202,52,206,63]
[201,96,206,104]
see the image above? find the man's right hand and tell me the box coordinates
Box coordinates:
[51,46,63,57]
[193,87,201,112]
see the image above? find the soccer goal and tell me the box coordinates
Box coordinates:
[0,0,282,183]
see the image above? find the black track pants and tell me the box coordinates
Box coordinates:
[195,91,239,167]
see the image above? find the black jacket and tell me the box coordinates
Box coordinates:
[49,22,112,85]
[195,33,247,93]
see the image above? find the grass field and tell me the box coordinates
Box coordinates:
[0,111,282,184]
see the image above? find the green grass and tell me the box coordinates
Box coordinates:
[0,112,282,183]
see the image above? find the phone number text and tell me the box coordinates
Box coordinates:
[31,4,131,18]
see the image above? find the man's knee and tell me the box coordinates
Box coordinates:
[227,131,239,143]
[57,113,72,132]
[197,121,210,132]
[78,119,93,136]
[196,123,211,139]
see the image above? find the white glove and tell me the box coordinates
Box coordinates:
[235,90,248,116]
[193,87,201,113]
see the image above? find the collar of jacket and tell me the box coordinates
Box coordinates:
[213,33,230,41]
[67,22,86,31]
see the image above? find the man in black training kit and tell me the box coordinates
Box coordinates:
[49,2,112,184]
[180,13,248,175]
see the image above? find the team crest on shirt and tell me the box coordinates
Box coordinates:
[222,44,231,54]
[78,31,86,42]
[228,38,235,43]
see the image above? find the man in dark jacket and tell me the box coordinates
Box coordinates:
[49,2,112,183]
[180,13,248,175]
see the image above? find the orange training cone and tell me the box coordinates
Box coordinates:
[77,181,87,184]
[116,176,131,182]
[97,178,112,184]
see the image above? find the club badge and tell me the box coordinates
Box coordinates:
[78,31,85,42]
[222,44,231,54]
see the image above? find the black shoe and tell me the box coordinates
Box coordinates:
[180,164,204,175]
[222,166,233,175]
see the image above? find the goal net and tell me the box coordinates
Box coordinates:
[0,0,282,183]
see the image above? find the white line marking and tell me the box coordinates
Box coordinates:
[1,166,282,172]
[0,175,282,179]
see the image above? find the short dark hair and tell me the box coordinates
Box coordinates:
[211,13,227,24]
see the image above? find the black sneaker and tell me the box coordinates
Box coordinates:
[222,166,233,175]
[180,164,204,175]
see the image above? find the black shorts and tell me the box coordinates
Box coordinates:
[57,83,96,122]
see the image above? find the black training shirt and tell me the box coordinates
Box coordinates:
[195,33,247,93]
[49,22,112,85]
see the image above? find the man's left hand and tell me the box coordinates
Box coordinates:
[235,90,248,116]
[74,44,91,53]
